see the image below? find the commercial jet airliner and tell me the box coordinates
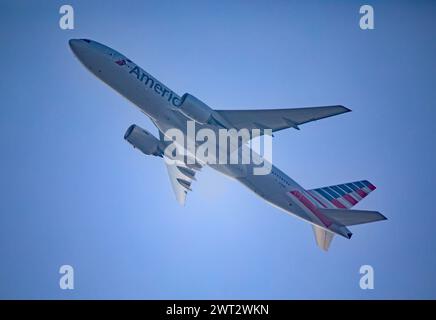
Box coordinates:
[69,39,386,250]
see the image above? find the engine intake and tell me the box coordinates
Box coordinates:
[124,124,162,156]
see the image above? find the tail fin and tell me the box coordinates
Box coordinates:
[307,180,376,209]
[318,208,387,226]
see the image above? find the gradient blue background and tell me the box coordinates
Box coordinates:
[1,0,435,299]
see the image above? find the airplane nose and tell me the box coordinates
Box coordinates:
[69,38,92,52]
[69,38,106,73]
[69,39,79,49]
[69,39,95,63]
[68,39,82,56]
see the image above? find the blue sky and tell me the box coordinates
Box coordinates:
[0,0,435,299]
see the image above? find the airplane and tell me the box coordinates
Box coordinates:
[69,38,386,251]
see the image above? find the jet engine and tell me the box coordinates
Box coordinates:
[178,93,232,129]
[124,124,163,156]
[178,93,213,124]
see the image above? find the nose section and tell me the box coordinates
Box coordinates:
[69,39,86,55]
[69,38,94,52]
[69,39,98,69]
[69,38,78,48]
[69,38,114,76]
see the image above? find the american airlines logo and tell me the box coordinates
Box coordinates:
[115,59,126,66]
[128,65,182,108]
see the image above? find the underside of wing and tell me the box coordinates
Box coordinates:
[164,157,201,206]
[157,129,202,206]
[214,105,350,133]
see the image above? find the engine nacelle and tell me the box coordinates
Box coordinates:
[124,124,162,156]
[178,93,213,124]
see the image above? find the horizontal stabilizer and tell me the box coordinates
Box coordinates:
[318,208,387,226]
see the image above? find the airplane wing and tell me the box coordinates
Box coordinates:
[214,105,350,133]
[312,225,335,251]
[157,129,202,206]
[163,157,201,206]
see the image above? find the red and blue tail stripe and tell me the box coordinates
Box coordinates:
[290,190,333,227]
[307,180,376,209]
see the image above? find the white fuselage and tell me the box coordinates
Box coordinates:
[69,39,343,235]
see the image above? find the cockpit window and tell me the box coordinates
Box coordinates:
[126,58,132,63]
[83,39,91,43]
